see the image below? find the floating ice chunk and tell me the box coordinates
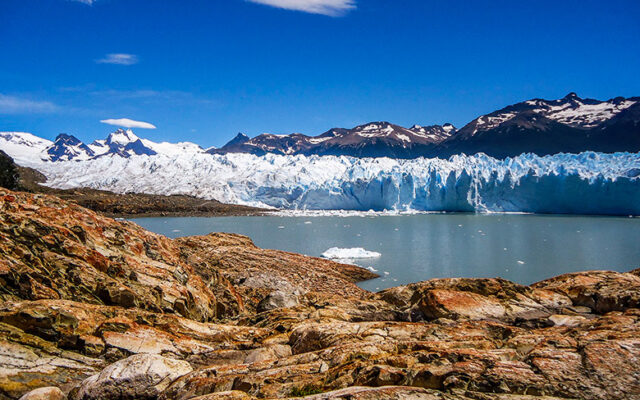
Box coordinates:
[322,247,382,259]
[366,266,378,272]
[278,226,285,229]
[172,229,181,232]
[517,260,526,265]
[304,221,312,224]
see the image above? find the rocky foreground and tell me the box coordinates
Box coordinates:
[1,189,639,400]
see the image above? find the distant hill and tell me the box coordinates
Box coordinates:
[0,150,19,190]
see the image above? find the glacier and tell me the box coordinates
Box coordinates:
[12,151,640,215]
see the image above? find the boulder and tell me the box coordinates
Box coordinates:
[548,314,587,327]
[533,270,640,313]
[417,288,507,320]
[18,387,66,400]
[257,290,300,312]
[72,354,192,400]
[378,277,572,323]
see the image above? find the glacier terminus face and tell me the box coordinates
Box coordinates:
[19,151,640,216]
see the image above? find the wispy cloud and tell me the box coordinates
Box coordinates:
[100,118,157,129]
[247,0,355,16]
[84,89,219,108]
[0,94,59,114]
[96,53,139,65]
[70,0,95,4]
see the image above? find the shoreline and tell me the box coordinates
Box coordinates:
[109,209,275,219]
[1,188,640,400]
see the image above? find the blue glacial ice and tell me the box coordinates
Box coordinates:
[36,151,640,215]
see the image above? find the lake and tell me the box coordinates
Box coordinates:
[132,213,640,292]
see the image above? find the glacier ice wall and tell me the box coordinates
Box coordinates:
[31,151,640,215]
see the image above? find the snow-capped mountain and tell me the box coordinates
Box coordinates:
[0,129,206,163]
[209,122,457,158]
[89,129,158,158]
[0,132,52,164]
[208,93,639,158]
[3,94,638,162]
[434,93,640,158]
[48,134,97,161]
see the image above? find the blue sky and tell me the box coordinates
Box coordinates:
[1,0,639,147]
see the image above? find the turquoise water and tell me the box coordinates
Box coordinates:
[132,214,640,292]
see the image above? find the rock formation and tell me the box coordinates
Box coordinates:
[0,151,18,191]
[1,188,639,399]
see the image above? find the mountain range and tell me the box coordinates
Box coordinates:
[208,122,457,158]
[1,93,639,162]
[211,93,639,158]
[436,92,640,158]
[0,129,206,165]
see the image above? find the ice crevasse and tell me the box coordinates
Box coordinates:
[34,151,640,215]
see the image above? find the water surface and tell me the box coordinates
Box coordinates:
[132,214,640,291]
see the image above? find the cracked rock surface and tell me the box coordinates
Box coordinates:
[1,189,639,400]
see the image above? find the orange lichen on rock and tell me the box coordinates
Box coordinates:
[1,189,639,400]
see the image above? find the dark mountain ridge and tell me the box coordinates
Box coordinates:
[433,93,640,158]
[208,121,457,158]
[209,93,639,159]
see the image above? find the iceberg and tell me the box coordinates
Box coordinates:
[321,247,382,259]
[15,151,640,215]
